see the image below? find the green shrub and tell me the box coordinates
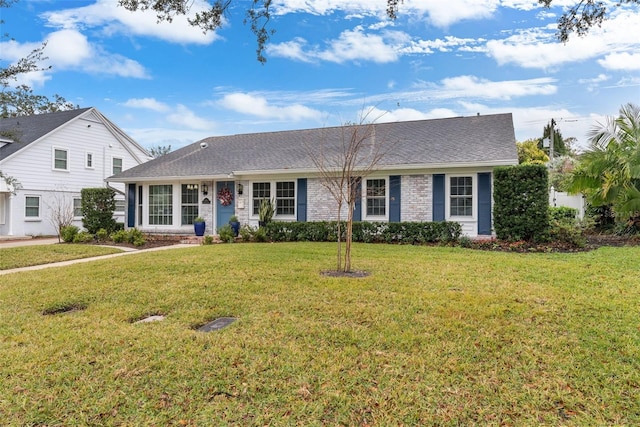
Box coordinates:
[548,219,587,248]
[110,230,128,243]
[202,235,214,245]
[95,228,109,242]
[218,224,235,243]
[253,227,268,242]
[110,228,145,245]
[60,225,79,243]
[549,206,577,222]
[239,224,256,241]
[73,231,94,243]
[125,228,144,244]
[494,164,549,241]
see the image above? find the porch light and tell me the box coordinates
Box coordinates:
[202,184,208,195]
[237,183,243,195]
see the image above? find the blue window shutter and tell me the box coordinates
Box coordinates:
[352,177,362,221]
[433,174,445,221]
[297,178,307,222]
[389,175,401,222]
[127,183,136,228]
[478,172,492,235]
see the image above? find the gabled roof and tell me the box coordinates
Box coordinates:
[0,108,91,160]
[0,108,150,162]
[109,113,518,181]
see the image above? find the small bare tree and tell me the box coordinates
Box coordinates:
[306,110,393,272]
[45,191,76,242]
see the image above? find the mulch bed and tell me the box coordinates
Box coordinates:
[468,234,640,253]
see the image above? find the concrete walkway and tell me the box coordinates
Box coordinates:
[0,239,193,276]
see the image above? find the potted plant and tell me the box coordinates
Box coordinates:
[193,216,205,236]
[258,198,274,227]
[229,214,240,237]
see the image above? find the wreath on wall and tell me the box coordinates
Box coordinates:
[217,187,234,206]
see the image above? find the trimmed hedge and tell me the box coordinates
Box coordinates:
[494,164,549,241]
[264,221,462,244]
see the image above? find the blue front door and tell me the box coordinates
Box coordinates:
[216,181,235,232]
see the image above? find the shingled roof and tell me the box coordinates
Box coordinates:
[0,108,92,160]
[109,113,517,181]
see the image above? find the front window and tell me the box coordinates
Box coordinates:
[181,184,199,225]
[450,176,473,216]
[112,157,123,175]
[148,185,173,225]
[73,198,82,217]
[252,182,271,215]
[54,148,68,170]
[366,179,386,217]
[276,181,295,216]
[25,196,40,218]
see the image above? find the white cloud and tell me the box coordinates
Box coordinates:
[123,98,171,112]
[41,0,218,45]
[273,0,503,27]
[598,52,640,71]
[365,106,459,123]
[218,93,323,121]
[485,9,640,69]
[268,27,408,63]
[439,75,557,100]
[0,29,149,85]
[167,105,215,131]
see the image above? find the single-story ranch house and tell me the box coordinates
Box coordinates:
[108,113,518,237]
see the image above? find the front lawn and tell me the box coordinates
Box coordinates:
[0,243,638,425]
[0,244,124,270]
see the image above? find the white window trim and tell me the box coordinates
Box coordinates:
[52,146,70,172]
[446,174,476,220]
[112,156,123,175]
[85,152,94,169]
[363,176,389,221]
[250,180,297,220]
[24,195,41,221]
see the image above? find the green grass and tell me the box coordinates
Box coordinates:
[0,244,124,270]
[0,243,639,425]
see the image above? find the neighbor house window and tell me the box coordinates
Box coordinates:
[115,199,126,213]
[73,198,82,217]
[137,186,143,226]
[252,182,271,215]
[275,181,295,216]
[85,152,93,169]
[25,196,40,218]
[450,176,473,216]
[366,178,386,217]
[181,184,199,225]
[148,185,173,225]
[53,148,68,170]
[112,157,123,175]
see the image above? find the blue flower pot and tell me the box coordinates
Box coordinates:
[230,221,240,237]
[194,221,205,236]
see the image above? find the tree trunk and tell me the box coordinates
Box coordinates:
[344,202,354,272]
[336,202,342,272]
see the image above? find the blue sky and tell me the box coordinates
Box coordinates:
[2,0,639,151]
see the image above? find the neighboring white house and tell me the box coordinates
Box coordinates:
[108,113,519,238]
[0,108,152,237]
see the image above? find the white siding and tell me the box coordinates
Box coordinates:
[0,110,149,236]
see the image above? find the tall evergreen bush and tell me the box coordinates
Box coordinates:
[494,164,549,241]
[81,188,117,234]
